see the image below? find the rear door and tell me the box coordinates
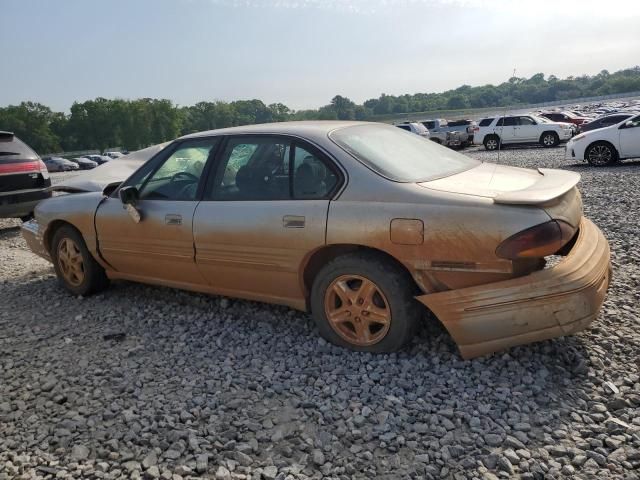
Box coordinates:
[496,117,517,142]
[619,115,640,158]
[193,135,341,306]
[95,137,219,286]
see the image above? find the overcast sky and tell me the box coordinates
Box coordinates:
[2,0,639,111]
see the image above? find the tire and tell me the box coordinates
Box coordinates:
[586,142,618,167]
[483,135,500,151]
[310,252,421,353]
[540,131,559,148]
[51,225,110,296]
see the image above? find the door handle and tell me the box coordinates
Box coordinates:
[283,215,305,228]
[165,214,182,225]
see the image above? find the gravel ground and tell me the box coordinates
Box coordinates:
[1,148,639,480]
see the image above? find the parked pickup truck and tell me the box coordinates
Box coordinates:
[473,115,575,150]
[421,119,475,148]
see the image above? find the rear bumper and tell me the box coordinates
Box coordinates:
[416,218,611,359]
[0,189,51,218]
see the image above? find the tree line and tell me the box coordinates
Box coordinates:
[1,67,639,154]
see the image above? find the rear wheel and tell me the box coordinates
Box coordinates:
[586,142,617,166]
[483,135,500,151]
[540,131,559,148]
[310,253,421,352]
[51,225,109,296]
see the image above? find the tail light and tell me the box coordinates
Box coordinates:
[496,220,576,259]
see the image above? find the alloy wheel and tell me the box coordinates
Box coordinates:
[57,238,85,287]
[324,275,391,346]
[543,134,556,146]
[588,145,612,166]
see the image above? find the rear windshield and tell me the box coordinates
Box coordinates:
[329,124,479,182]
[479,118,494,126]
[0,134,39,161]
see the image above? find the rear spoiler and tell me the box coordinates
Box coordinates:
[0,131,15,140]
[493,168,580,205]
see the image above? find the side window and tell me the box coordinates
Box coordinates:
[479,118,494,127]
[396,125,411,131]
[138,138,218,201]
[519,116,535,126]
[292,145,338,199]
[424,121,435,130]
[498,117,516,127]
[210,137,289,201]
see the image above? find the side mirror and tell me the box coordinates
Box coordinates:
[119,186,139,205]
[620,120,633,129]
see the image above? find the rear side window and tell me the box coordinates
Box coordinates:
[479,118,494,127]
[496,117,517,127]
[396,125,411,131]
[0,134,39,161]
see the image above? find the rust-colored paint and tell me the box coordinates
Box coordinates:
[390,218,424,245]
[21,122,612,358]
[416,219,610,359]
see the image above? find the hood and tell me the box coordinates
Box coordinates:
[49,142,170,193]
[419,162,580,205]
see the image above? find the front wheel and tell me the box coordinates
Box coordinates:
[310,253,421,352]
[51,225,110,296]
[586,142,617,166]
[540,132,559,148]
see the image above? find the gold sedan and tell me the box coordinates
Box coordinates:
[22,122,611,358]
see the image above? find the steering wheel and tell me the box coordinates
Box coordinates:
[171,171,199,183]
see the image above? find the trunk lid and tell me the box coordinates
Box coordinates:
[418,162,580,205]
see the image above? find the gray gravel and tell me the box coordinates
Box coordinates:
[1,148,639,480]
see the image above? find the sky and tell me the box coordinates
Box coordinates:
[1,0,640,112]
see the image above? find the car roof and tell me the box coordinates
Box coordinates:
[180,120,372,140]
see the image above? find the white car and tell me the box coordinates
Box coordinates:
[104,151,124,159]
[394,122,430,139]
[565,114,640,166]
[473,115,574,150]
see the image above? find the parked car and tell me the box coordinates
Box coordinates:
[69,157,98,170]
[421,119,474,147]
[394,122,430,138]
[474,115,574,150]
[565,114,640,166]
[22,122,611,359]
[0,131,52,219]
[83,154,111,165]
[539,111,591,127]
[579,113,637,133]
[104,151,124,159]
[43,157,79,172]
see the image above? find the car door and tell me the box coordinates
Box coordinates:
[496,116,517,142]
[95,137,219,286]
[514,116,538,141]
[618,115,640,158]
[193,135,341,307]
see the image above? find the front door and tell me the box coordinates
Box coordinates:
[193,135,341,307]
[619,115,640,158]
[514,116,538,141]
[96,137,219,286]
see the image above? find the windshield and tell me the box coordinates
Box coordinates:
[329,124,479,182]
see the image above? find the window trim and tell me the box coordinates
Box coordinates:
[202,134,345,202]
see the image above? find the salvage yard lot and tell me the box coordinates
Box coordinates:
[1,146,639,479]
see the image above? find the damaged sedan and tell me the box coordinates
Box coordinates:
[22,122,611,358]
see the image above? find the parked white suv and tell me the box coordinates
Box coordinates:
[474,115,574,150]
[565,114,640,166]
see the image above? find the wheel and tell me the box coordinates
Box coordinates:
[586,142,617,167]
[540,132,559,148]
[51,225,110,296]
[483,135,500,151]
[310,252,421,353]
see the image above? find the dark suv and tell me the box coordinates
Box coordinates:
[0,132,52,219]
